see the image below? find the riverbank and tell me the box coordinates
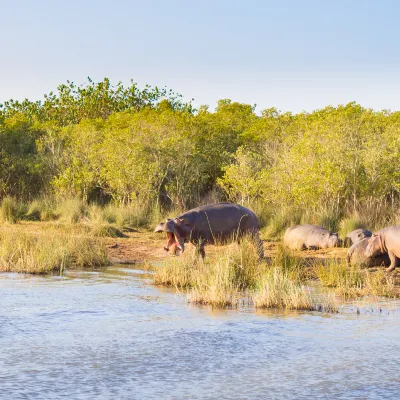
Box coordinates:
[1,221,399,308]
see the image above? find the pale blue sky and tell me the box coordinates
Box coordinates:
[1,0,399,112]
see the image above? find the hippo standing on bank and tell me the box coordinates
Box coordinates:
[344,228,372,247]
[365,226,400,272]
[154,203,263,258]
[284,224,341,251]
[347,237,390,267]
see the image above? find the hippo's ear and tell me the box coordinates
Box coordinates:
[154,222,166,232]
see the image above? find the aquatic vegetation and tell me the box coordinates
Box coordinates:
[252,268,313,310]
[155,237,319,310]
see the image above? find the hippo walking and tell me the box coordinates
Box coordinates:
[347,237,390,267]
[344,229,372,247]
[284,224,341,251]
[365,226,400,271]
[154,203,263,258]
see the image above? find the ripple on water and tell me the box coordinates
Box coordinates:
[0,267,400,399]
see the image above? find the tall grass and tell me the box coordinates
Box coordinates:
[56,198,88,223]
[252,268,313,310]
[0,230,109,274]
[0,196,26,224]
[263,208,302,239]
[339,214,367,238]
[154,237,328,310]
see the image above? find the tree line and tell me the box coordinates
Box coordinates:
[1,78,400,221]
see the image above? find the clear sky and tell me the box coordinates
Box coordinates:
[1,0,400,113]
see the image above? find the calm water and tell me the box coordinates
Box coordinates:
[1,266,400,400]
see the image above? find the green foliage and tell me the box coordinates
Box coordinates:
[2,80,400,232]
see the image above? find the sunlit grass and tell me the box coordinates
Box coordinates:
[0,230,109,274]
[314,260,398,299]
[154,237,333,311]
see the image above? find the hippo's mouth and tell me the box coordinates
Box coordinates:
[164,232,184,256]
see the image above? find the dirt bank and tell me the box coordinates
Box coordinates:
[104,231,348,264]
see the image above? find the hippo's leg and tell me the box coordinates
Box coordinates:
[386,251,398,272]
[194,240,206,259]
[195,245,205,259]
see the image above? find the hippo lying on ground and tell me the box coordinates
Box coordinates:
[344,228,372,247]
[284,224,341,251]
[154,203,263,258]
[365,226,400,272]
[347,237,390,267]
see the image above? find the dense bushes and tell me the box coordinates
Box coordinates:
[2,79,400,232]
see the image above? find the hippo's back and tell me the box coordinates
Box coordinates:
[284,224,324,250]
[179,203,259,239]
[345,229,372,247]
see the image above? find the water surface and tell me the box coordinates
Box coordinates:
[0,266,399,399]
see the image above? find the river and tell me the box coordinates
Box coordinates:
[1,265,399,399]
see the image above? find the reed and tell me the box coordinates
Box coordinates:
[253,267,314,310]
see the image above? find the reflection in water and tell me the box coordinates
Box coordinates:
[0,266,400,399]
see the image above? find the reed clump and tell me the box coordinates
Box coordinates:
[154,237,321,310]
[252,267,313,310]
[0,230,109,274]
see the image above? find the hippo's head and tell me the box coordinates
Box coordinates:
[364,233,384,258]
[154,218,192,256]
[328,233,342,248]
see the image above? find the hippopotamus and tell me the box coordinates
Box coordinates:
[344,228,372,247]
[347,237,390,267]
[284,224,341,250]
[365,226,400,271]
[154,203,263,258]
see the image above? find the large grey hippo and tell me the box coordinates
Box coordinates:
[344,228,372,247]
[154,203,263,258]
[284,224,341,250]
[347,237,390,267]
[365,226,400,271]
